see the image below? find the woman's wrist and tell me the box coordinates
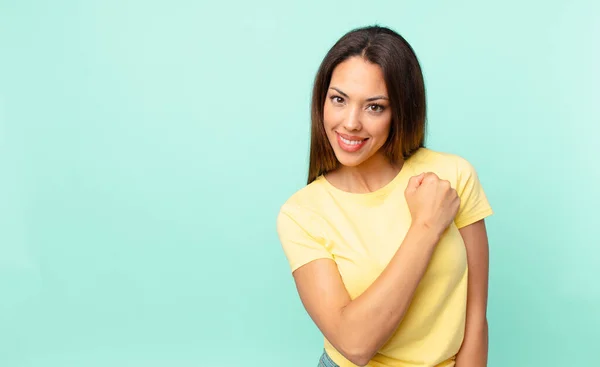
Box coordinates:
[407,222,442,248]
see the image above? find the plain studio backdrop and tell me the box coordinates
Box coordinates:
[1,1,598,366]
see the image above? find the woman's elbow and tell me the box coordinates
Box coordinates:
[340,351,371,367]
[349,355,372,367]
[338,341,376,366]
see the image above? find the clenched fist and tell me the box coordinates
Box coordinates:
[404,172,460,237]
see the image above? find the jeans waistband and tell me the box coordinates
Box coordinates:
[318,350,341,367]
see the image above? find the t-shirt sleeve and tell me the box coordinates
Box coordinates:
[276,203,334,273]
[454,156,494,229]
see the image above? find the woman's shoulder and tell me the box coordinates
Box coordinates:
[276,178,333,239]
[277,177,329,216]
[409,147,479,181]
[411,146,468,164]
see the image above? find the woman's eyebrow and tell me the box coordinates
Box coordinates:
[329,87,388,102]
[330,87,349,98]
[366,95,389,102]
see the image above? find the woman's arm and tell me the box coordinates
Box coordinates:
[293,223,439,366]
[455,219,490,367]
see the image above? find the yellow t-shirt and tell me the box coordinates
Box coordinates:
[276,148,493,367]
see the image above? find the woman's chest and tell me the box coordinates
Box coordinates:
[321,201,467,299]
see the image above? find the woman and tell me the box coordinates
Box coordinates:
[276,25,493,367]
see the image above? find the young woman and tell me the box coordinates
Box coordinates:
[276,25,493,367]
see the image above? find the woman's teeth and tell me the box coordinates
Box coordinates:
[341,137,364,145]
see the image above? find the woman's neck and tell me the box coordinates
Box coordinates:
[326,153,404,194]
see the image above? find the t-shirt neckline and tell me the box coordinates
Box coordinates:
[317,148,423,203]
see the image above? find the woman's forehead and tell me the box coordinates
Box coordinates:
[330,57,388,97]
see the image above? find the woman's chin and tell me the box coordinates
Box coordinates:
[334,151,367,168]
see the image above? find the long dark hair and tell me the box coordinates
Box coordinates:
[307,25,427,184]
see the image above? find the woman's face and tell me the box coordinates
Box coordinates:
[323,56,392,168]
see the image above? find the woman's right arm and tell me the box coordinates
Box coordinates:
[292,172,459,366]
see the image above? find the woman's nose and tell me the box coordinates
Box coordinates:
[343,108,362,131]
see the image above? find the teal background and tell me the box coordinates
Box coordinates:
[1,0,598,366]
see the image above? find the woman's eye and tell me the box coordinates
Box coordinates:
[368,104,384,112]
[330,96,344,104]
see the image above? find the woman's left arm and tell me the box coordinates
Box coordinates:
[455,219,490,367]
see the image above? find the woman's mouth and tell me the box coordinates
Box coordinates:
[336,132,369,152]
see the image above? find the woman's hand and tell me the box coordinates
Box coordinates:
[404,172,460,237]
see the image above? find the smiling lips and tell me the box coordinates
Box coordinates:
[336,132,369,152]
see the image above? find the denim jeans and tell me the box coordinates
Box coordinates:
[318,350,341,367]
